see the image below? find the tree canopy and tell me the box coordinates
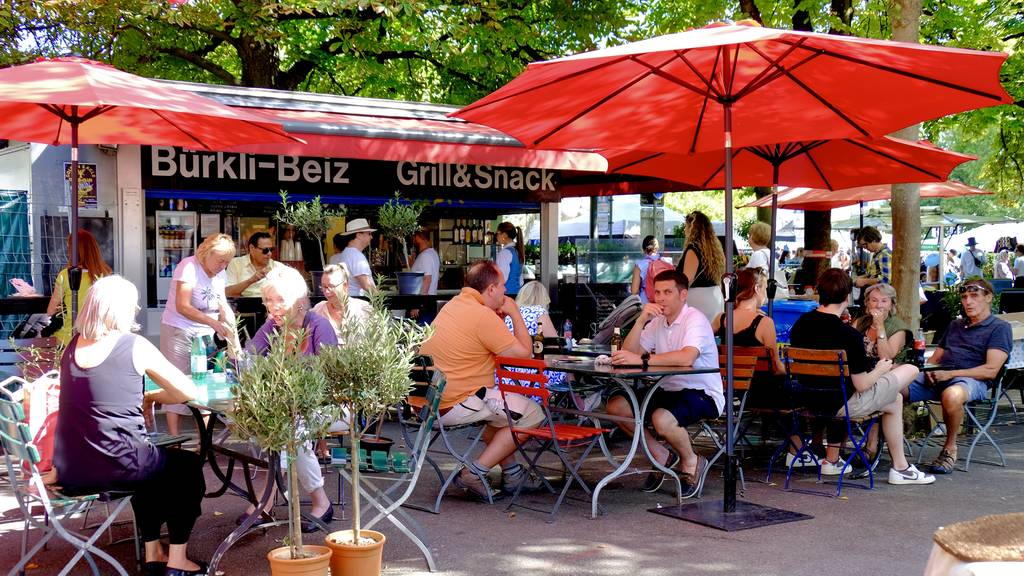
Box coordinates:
[2,0,1023,208]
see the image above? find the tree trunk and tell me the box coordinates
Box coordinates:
[792,1,813,32]
[739,0,763,24]
[889,0,924,331]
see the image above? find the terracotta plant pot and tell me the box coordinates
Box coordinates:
[325,529,386,576]
[266,545,331,576]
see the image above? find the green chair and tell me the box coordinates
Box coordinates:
[0,396,134,576]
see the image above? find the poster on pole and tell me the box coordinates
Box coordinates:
[64,162,98,209]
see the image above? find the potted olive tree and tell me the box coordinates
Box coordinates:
[231,325,341,575]
[317,290,432,576]
[377,192,427,294]
[276,190,346,269]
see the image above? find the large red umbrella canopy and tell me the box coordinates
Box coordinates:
[600,137,974,191]
[743,179,991,211]
[0,57,296,149]
[453,22,1011,154]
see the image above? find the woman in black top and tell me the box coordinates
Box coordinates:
[677,211,725,321]
[54,275,208,576]
[711,268,786,372]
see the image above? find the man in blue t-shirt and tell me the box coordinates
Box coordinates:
[907,277,1012,474]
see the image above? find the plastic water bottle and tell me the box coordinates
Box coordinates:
[562,319,573,351]
[914,328,927,368]
[190,337,207,383]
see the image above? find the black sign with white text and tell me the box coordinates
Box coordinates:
[141,146,559,202]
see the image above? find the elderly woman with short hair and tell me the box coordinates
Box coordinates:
[311,263,372,344]
[56,275,206,576]
[160,233,237,436]
[245,265,337,531]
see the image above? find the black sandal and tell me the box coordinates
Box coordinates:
[165,561,208,576]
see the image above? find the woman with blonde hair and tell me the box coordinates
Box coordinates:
[46,229,113,345]
[677,211,725,320]
[504,280,565,388]
[159,233,237,436]
[55,275,207,575]
[495,221,525,296]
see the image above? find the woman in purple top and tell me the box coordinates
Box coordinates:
[55,275,208,576]
[244,265,337,531]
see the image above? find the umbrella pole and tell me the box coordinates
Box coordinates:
[767,164,780,316]
[69,114,81,327]
[722,104,737,514]
[938,223,945,286]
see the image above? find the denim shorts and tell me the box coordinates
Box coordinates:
[907,373,989,403]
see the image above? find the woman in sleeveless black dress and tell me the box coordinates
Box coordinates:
[54,275,208,576]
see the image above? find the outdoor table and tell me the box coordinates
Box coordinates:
[542,355,720,518]
[146,376,305,575]
[567,343,611,358]
[921,364,957,372]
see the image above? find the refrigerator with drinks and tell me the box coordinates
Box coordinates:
[155,210,198,302]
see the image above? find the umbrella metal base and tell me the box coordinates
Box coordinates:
[649,499,811,532]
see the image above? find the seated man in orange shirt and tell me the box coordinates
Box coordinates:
[419,260,543,500]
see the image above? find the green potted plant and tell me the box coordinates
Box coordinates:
[231,324,341,575]
[275,190,346,269]
[317,290,433,576]
[377,192,428,294]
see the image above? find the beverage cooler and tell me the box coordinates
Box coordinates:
[155,210,197,302]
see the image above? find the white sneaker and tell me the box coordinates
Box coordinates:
[785,452,816,468]
[819,457,851,476]
[888,464,936,485]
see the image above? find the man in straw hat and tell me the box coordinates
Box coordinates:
[337,217,376,297]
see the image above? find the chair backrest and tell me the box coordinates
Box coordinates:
[784,348,850,378]
[0,338,61,380]
[0,397,40,466]
[495,356,550,405]
[720,344,773,374]
[717,352,758,392]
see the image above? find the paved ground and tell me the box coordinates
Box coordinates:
[2,405,1023,576]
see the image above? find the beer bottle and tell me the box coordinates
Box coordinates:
[533,333,545,359]
[610,327,623,353]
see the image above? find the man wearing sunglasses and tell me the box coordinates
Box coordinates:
[905,278,1012,474]
[226,231,283,298]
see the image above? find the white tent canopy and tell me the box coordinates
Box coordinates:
[946,222,1024,253]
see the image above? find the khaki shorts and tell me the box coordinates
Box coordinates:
[839,371,904,419]
[439,386,545,429]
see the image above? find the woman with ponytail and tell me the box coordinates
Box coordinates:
[495,221,525,296]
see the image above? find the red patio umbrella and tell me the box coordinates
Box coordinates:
[454,20,1011,526]
[0,57,298,321]
[743,179,991,211]
[604,137,974,307]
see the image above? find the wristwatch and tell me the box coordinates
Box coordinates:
[641,351,651,369]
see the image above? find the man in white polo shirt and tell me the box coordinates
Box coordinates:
[607,268,722,496]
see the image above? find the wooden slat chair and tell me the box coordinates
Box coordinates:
[916,366,1009,472]
[698,350,758,497]
[397,360,496,513]
[0,337,61,380]
[782,347,882,498]
[495,356,609,521]
[0,397,133,576]
[720,345,775,449]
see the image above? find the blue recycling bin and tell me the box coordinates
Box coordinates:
[761,299,818,344]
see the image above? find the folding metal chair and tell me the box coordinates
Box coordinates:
[916,367,1008,471]
[333,357,446,571]
[495,356,609,520]
[0,397,133,576]
[782,347,881,498]
[398,364,495,513]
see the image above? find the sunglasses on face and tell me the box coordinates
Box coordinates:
[958,284,990,295]
[254,246,273,255]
